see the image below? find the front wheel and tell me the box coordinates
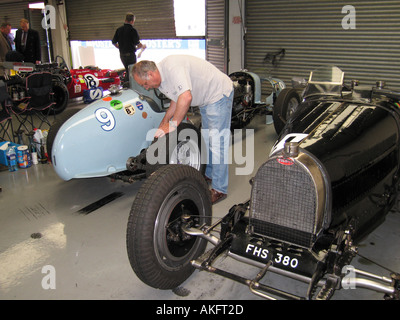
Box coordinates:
[145,122,206,176]
[49,81,69,115]
[126,165,212,289]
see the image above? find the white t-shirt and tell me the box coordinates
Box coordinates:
[157,55,233,107]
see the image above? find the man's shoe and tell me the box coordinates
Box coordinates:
[211,189,227,205]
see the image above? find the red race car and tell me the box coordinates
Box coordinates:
[67,66,121,101]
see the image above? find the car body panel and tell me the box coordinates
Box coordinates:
[52,89,165,180]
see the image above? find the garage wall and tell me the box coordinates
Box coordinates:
[206,0,228,73]
[245,0,400,91]
[65,0,176,41]
[0,1,28,27]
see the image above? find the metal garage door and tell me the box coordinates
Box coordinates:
[0,2,28,27]
[206,0,228,72]
[65,0,176,41]
[245,0,400,91]
[0,2,51,63]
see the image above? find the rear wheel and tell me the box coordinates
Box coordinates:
[126,165,212,289]
[273,88,301,134]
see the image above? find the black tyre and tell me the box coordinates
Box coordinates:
[126,164,212,289]
[47,108,80,160]
[145,122,206,176]
[273,88,301,134]
[49,81,69,115]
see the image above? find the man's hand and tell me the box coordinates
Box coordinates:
[154,91,191,138]
[154,120,177,138]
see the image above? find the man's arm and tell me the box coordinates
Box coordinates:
[112,29,119,48]
[155,90,192,138]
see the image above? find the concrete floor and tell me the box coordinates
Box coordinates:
[0,105,399,301]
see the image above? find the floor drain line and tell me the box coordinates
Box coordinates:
[77,192,124,214]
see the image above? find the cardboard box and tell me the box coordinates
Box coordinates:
[0,141,22,166]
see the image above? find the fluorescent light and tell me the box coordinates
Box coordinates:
[29,2,45,9]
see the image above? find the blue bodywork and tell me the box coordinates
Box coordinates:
[51,83,166,181]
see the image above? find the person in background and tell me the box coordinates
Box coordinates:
[1,23,14,51]
[132,55,234,204]
[15,18,41,64]
[112,12,146,82]
[0,23,11,76]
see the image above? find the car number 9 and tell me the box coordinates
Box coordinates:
[95,108,115,131]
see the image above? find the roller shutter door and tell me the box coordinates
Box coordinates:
[206,0,228,72]
[0,3,51,63]
[245,0,400,92]
[65,0,176,41]
[0,1,28,27]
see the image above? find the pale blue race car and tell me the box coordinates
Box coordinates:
[47,69,285,182]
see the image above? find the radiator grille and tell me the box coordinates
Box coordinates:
[250,157,317,248]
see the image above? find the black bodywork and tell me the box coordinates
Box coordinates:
[126,66,400,300]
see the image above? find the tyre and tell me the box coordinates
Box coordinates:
[46,108,80,160]
[273,88,301,134]
[145,122,206,176]
[126,164,212,289]
[49,81,69,115]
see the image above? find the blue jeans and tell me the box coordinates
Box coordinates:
[200,90,233,194]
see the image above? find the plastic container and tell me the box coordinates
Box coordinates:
[6,146,18,172]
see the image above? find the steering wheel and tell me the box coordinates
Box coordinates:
[154,89,169,108]
[55,55,72,84]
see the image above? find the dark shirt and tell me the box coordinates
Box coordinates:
[15,28,41,63]
[112,23,140,54]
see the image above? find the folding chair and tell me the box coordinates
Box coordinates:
[0,80,14,142]
[12,72,55,133]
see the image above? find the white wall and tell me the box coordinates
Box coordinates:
[48,0,71,67]
[228,0,245,74]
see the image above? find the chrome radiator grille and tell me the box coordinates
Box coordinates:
[250,157,318,248]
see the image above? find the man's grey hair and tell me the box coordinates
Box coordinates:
[131,60,158,80]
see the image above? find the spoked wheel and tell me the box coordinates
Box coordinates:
[146,122,206,176]
[273,88,301,134]
[169,135,201,168]
[126,165,212,289]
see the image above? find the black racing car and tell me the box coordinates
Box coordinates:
[126,66,400,300]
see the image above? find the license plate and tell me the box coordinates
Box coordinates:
[231,239,317,278]
[243,242,301,269]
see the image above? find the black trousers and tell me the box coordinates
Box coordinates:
[120,52,136,82]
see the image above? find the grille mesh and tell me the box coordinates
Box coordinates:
[250,158,317,248]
